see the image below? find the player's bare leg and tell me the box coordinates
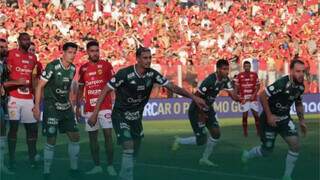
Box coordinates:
[242,111,249,137]
[251,110,260,136]
[24,122,38,168]
[119,140,134,180]
[103,128,117,176]
[199,127,219,167]
[281,135,300,180]
[86,130,103,175]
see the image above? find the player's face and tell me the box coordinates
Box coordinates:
[28,45,36,54]
[87,45,99,63]
[63,47,77,64]
[137,51,151,69]
[243,63,251,72]
[291,63,305,84]
[18,35,31,52]
[218,65,229,78]
[0,41,8,57]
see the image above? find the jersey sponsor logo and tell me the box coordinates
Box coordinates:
[97,65,102,68]
[88,72,97,76]
[55,88,68,94]
[89,98,98,106]
[127,72,135,79]
[22,60,30,64]
[47,117,59,125]
[87,79,103,86]
[88,89,101,95]
[120,122,129,129]
[54,102,71,111]
[15,67,32,73]
[146,72,154,77]
[275,103,290,111]
[137,85,145,91]
[124,111,140,121]
[127,96,146,103]
[63,77,70,82]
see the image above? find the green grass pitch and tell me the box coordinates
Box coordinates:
[1,115,319,180]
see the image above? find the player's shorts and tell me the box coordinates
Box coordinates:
[42,102,78,138]
[111,108,144,144]
[84,109,113,131]
[258,70,267,80]
[259,111,298,151]
[7,96,37,123]
[240,101,259,112]
[188,102,219,144]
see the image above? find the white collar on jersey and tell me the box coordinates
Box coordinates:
[59,58,70,70]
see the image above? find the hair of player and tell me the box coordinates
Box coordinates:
[136,47,151,58]
[18,32,30,40]
[0,38,6,43]
[30,42,35,46]
[216,59,229,69]
[243,61,251,65]
[62,42,78,51]
[290,58,304,70]
[86,40,99,50]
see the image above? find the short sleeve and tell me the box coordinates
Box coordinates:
[107,69,126,90]
[40,63,54,81]
[153,70,169,86]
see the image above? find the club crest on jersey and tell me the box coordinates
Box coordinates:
[97,69,103,75]
[137,85,145,91]
[130,80,136,84]
[15,53,20,57]
[57,72,62,76]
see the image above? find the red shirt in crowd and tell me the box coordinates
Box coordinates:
[234,71,260,102]
[78,60,113,112]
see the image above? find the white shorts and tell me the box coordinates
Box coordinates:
[240,101,259,112]
[7,96,37,123]
[258,70,267,80]
[84,109,113,131]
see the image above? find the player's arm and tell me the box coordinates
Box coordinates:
[164,82,208,110]
[3,78,28,87]
[76,83,84,121]
[224,79,240,102]
[251,75,260,101]
[295,97,307,136]
[259,91,277,127]
[33,78,48,121]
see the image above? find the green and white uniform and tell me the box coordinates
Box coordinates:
[260,75,304,151]
[40,59,77,137]
[107,65,168,144]
[188,72,233,145]
[0,57,8,122]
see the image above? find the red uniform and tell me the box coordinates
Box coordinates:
[79,60,113,112]
[235,72,260,102]
[7,49,39,99]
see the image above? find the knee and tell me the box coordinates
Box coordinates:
[289,142,300,153]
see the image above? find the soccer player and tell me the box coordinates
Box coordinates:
[6,33,40,169]
[234,61,260,137]
[76,40,117,176]
[172,59,239,167]
[88,47,207,180]
[241,59,307,180]
[33,42,80,179]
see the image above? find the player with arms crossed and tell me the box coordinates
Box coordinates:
[234,61,260,137]
[88,47,207,180]
[172,59,239,167]
[33,42,80,179]
[241,59,307,180]
[76,40,117,176]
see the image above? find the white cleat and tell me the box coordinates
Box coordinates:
[107,165,117,176]
[1,165,15,175]
[171,136,180,151]
[85,166,103,175]
[241,150,249,164]
[199,158,219,167]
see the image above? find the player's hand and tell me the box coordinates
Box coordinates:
[32,106,41,122]
[193,96,208,110]
[267,114,278,127]
[299,120,307,137]
[88,112,98,127]
[16,78,28,86]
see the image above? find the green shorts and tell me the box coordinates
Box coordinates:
[259,111,298,151]
[42,102,78,138]
[188,102,219,145]
[111,108,144,145]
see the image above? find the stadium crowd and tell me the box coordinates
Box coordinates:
[0,0,319,96]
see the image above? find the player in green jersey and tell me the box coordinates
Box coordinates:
[33,42,80,179]
[241,59,307,180]
[88,47,207,180]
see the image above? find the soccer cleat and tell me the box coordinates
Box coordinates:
[241,150,249,164]
[171,136,180,151]
[107,165,117,176]
[1,165,15,175]
[85,166,103,175]
[199,158,219,167]
[282,176,292,180]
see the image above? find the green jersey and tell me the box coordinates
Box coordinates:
[265,75,304,116]
[107,65,168,115]
[41,59,76,111]
[0,57,8,108]
[197,72,233,105]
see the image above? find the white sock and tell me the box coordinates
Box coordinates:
[247,146,263,159]
[0,136,6,166]
[119,149,134,180]
[44,143,55,174]
[202,137,218,160]
[178,136,196,145]
[284,150,299,177]
[68,141,80,170]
